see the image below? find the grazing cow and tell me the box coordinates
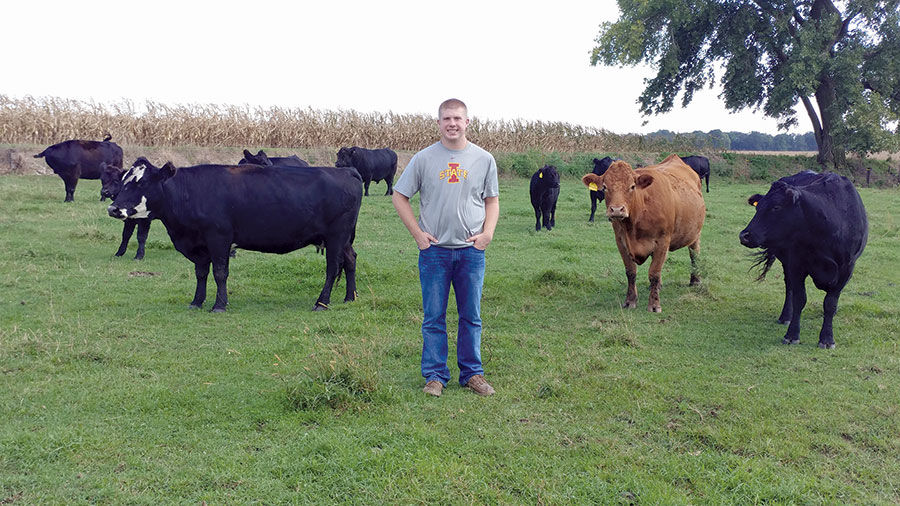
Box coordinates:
[34,134,124,202]
[238,149,310,167]
[100,163,152,260]
[581,155,706,312]
[681,155,710,193]
[530,165,560,231]
[107,158,362,312]
[335,146,398,196]
[588,156,616,222]
[739,171,868,348]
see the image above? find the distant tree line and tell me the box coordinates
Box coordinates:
[645,130,819,151]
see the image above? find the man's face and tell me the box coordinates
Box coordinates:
[438,106,469,143]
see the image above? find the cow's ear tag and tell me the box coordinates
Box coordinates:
[539,172,543,179]
[588,182,598,191]
[752,201,758,207]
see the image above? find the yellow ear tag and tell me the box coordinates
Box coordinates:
[588,183,598,191]
[752,201,758,207]
[539,172,543,178]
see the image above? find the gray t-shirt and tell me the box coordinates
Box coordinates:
[394,141,499,249]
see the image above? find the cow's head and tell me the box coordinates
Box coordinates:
[335,147,354,167]
[239,149,272,166]
[99,162,125,199]
[739,180,804,249]
[592,156,614,176]
[107,157,175,220]
[537,165,560,186]
[582,161,652,220]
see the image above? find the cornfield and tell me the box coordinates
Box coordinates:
[0,95,689,153]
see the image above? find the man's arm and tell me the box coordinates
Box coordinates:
[392,192,437,250]
[467,196,498,250]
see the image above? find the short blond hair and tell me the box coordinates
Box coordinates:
[438,98,468,118]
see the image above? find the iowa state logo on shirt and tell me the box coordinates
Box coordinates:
[439,163,468,183]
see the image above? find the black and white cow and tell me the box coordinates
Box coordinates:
[107,158,362,312]
[681,155,710,193]
[335,146,398,196]
[530,165,560,231]
[34,135,124,202]
[238,149,310,167]
[100,163,152,260]
[739,171,868,348]
[588,156,615,222]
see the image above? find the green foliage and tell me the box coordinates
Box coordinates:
[1,175,899,503]
[592,0,900,167]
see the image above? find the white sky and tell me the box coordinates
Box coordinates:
[3,0,806,136]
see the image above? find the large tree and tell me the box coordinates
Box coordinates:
[591,0,900,168]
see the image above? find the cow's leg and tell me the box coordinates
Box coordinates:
[116,220,137,257]
[589,194,597,222]
[208,247,231,313]
[647,248,669,313]
[190,259,210,309]
[688,239,701,286]
[614,235,638,308]
[314,236,346,310]
[133,219,150,260]
[533,205,542,231]
[363,179,371,197]
[61,174,78,202]
[342,243,358,303]
[385,174,394,195]
[549,193,558,229]
[782,274,807,344]
[778,263,793,324]
[818,290,841,349]
[705,174,710,193]
[542,203,553,231]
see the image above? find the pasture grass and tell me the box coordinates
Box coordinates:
[1,174,898,503]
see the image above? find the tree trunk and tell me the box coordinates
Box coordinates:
[814,75,847,170]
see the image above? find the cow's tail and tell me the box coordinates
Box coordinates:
[34,148,48,158]
[749,248,776,281]
[102,133,112,142]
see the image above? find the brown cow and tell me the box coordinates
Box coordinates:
[582,154,705,312]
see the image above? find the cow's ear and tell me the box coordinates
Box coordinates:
[256,150,265,157]
[786,187,801,204]
[582,173,602,189]
[161,162,177,179]
[243,149,252,158]
[636,174,654,189]
[748,194,762,207]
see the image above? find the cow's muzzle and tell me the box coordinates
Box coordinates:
[607,205,628,220]
[107,205,129,220]
[739,229,758,248]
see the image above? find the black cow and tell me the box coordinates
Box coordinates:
[588,157,615,222]
[238,149,310,167]
[34,134,124,202]
[335,146,397,196]
[739,171,868,349]
[530,165,560,231]
[107,158,362,312]
[100,163,152,260]
[681,155,710,193]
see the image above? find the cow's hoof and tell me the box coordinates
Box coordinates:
[818,342,836,349]
[781,337,800,345]
[210,307,226,313]
[777,318,791,325]
[134,256,144,261]
[689,276,701,286]
[312,305,328,311]
[115,252,126,257]
[648,306,662,313]
[622,302,637,309]
[188,304,202,310]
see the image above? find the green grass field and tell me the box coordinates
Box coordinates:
[1,174,898,504]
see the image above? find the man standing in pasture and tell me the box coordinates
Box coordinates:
[392,98,500,397]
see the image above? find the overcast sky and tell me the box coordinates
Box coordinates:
[3,1,807,136]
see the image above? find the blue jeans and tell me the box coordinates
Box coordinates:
[418,245,486,386]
